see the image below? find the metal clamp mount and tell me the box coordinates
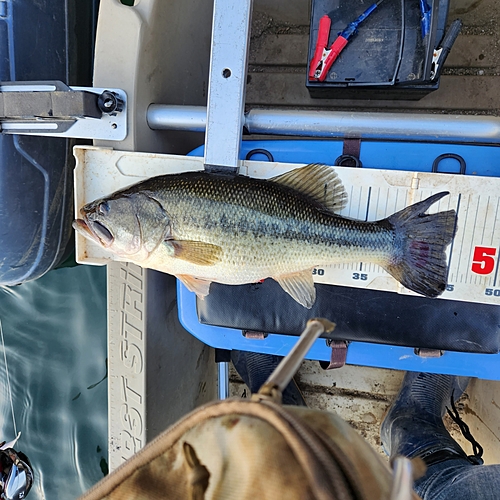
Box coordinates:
[0,81,127,140]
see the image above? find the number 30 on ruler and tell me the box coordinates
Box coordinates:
[471,246,497,275]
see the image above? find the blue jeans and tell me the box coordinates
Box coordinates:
[415,458,500,500]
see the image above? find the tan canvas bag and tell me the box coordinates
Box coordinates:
[79,319,422,500]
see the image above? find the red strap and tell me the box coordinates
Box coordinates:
[326,340,348,369]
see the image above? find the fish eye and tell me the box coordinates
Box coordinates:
[98,202,110,215]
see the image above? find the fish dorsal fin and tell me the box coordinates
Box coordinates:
[274,270,316,309]
[164,240,222,266]
[270,163,348,213]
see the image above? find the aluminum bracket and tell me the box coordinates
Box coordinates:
[0,81,127,140]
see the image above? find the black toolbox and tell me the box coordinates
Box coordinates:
[306,0,451,100]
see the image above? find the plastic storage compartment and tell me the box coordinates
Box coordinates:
[177,139,500,381]
[0,0,98,285]
[306,0,450,99]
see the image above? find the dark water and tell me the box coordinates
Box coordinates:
[0,265,107,499]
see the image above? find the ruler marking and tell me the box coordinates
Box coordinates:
[321,175,500,302]
[364,186,372,221]
[356,186,362,218]
[491,197,500,247]
[455,194,470,282]
[493,258,500,288]
[490,198,500,287]
[493,249,500,289]
[465,195,481,283]
[348,185,354,218]
[491,199,500,287]
[374,187,381,218]
[447,194,461,283]
[480,196,490,244]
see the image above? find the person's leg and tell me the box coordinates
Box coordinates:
[414,458,500,500]
[381,372,500,500]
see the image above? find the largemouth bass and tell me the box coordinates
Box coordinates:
[73,163,456,308]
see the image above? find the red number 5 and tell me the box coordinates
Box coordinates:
[471,246,497,275]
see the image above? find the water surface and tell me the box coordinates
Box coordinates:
[0,264,107,499]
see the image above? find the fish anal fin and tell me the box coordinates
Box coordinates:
[177,275,212,298]
[274,269,316,309]
[270,163,348,213]
[165,240,222,266]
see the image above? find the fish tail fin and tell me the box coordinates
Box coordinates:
[382,192,457,297]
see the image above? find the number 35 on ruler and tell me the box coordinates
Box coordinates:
[471,246,497,275]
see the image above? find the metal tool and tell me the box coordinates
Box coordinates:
[308,0,384,82]
[254,318,335,403]
[430,19,462,80]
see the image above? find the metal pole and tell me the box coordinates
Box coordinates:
[218,361,230,400]
[203,0,253,172]
[147,105,206,132]
[390,457,415,500]
[147,104,500,144]
[258,318,335,399]
[203,0,253,397]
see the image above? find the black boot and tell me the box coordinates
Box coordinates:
[231,350,307,406]
[381,372,470,466]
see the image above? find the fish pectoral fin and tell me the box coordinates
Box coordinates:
[270,163,348,214]
[164,240,222,266]
[274,270,316,309]
[177,274,212,298]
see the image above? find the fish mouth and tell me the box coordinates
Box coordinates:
[73,218,114,248]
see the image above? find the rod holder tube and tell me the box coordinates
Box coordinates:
[245,109,500,142]
[147,104,500,144]
[147,104,206,132]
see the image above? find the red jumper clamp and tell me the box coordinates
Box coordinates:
[308,0,384,82]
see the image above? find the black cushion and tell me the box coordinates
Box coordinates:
[197,281,500,354]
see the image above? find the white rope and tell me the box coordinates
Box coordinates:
[0,319,17,437]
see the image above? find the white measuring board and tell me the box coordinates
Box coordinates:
[74,146,500,306]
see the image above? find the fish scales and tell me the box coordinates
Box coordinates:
[142,172,394,276]
[74,163,457,308]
